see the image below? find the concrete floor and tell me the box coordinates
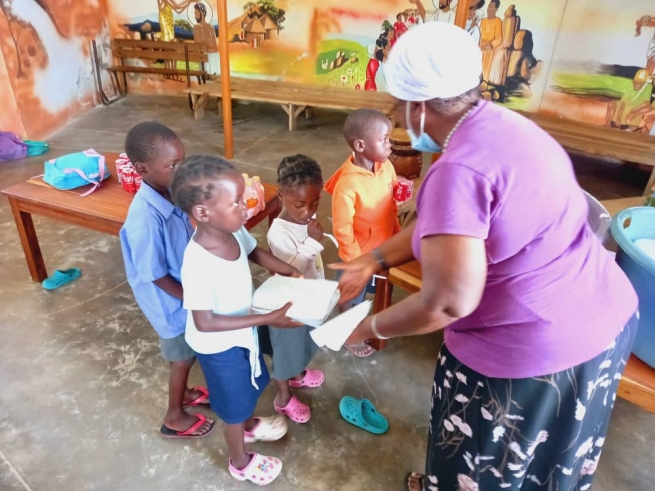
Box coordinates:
[0,95,653,491]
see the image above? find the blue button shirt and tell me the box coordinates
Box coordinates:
[119,183,194,338]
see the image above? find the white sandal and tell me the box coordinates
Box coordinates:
[229,452,282,486]
[244,415,288,443]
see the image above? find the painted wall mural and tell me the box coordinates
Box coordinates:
[0,0,110,138]
[2,0,655,139]
[541,0,655,136]
[106,0,563,113]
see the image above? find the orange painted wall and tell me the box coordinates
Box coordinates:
[0,44,25,136]
[0,0,110,139]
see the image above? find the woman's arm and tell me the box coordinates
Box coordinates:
[345,234,487,343]
[330,221,416,304]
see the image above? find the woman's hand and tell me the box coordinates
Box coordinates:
[329,253,379,306]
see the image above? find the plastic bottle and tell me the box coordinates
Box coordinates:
[251,175,265,213]
[242,173,260,219]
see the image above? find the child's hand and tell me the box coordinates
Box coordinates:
[266,302,304,328]
[308,219,324,241]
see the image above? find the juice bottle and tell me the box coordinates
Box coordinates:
[242,174,260,219]
[251,175,265,213]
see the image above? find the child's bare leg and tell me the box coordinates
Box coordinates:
[290,371,305,381]
[164,359,212,433]
[273,378,292,408]
[226,418,258,469]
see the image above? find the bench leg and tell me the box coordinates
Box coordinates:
[305,107,313,120]
[190,93,209,120]
[281,103,307,131]
[645,167,655,196]
[368,276,393,351]
[9,198,48,282]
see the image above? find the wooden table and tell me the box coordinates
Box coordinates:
[1,152,281,282]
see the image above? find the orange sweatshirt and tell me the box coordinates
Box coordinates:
[324,156,401,262]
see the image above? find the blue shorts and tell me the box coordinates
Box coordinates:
[196,348,270,424]
[335,265,376,310]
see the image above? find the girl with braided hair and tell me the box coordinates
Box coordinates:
[263,154,327,424]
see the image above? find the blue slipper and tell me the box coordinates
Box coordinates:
[339,396,388,435]
[42,268,81,290]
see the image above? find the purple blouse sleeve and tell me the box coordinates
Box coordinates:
[414,162,497,245]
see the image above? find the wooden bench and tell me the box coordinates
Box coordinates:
[372,196,655,414]
[109,39,209,99]
[183,77,396,131]
[518,111,655,194]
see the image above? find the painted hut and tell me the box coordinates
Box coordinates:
[244,17,265,45]
[260,14,280,40]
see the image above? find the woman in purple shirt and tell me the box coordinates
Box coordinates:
[333,23,638,491]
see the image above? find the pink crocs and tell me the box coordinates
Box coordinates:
[288,368,325,388]
[274,395,311,423]
[244,415,288,444]
[229,452,282,486]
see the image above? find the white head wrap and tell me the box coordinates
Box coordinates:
[384,22,482,101]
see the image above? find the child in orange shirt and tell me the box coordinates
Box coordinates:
[324,109,400,357]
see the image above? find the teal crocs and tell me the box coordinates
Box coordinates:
[339,396,389,435]
[42,268,81,290]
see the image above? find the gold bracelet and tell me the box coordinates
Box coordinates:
[370,314,390,340]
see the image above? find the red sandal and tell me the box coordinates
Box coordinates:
[183,386,210,408]
[160,413,216,439]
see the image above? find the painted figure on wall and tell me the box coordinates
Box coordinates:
[158,0,197,41]
[409,0,456,24]
[466,0,485,45]
[193,2,220,75]
[606,69,653,131]
[365,44,380,91]
[394,13,410,40]
[635,15,655,76]
[480,0,502,81]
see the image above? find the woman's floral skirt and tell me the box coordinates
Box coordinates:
[424,314,638,491]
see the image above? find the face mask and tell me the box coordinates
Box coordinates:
[406,101,442,153]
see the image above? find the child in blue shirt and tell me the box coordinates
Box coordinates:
[119,122,215,439]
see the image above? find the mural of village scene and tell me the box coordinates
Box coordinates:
[314,0,546,110]
[543,1,655,135]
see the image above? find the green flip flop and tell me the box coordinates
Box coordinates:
[339,396,388,435]
[42,268,81,290]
